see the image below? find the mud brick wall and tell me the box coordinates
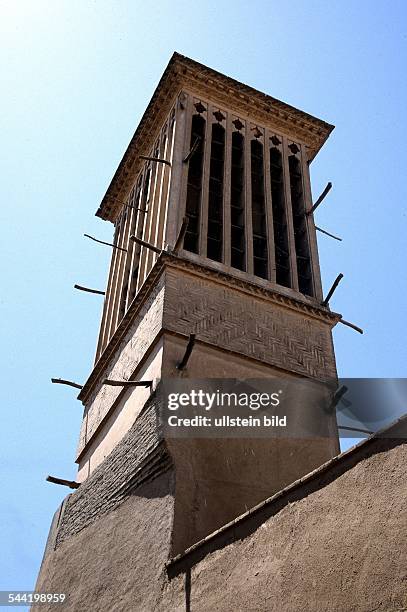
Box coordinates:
[162,435,407,612]
[49,397,171,551]
[34,426,407,612]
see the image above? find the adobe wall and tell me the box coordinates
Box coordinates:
[34,416,407,612]
[163,430,407,612]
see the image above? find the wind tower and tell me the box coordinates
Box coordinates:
[50,54,341,560]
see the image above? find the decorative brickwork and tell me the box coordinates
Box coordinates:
[164,267,337,380]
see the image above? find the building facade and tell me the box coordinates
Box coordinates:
[35,55,405,612]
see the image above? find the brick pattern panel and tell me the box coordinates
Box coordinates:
[164,269,336,380]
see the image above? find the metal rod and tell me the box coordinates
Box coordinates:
[103,379,153,388]
[322,273,344,307]
[339,318,364,334]
[46,475,80,489]
[51,378,83,390]
[183,136,201,163]
[308,182,332,215]
[177,334,196,370]
[74,284,105,296]
[315,226,342,241]
[139,155,171,167]
[338,425,373,435]
[172,217,189,254]
[129,235,162,255]
[84,233,127,252]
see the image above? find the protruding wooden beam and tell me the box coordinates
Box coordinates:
[46,475,80,489]
[177,334,196,370]
[74,284,105,296]
[332,385,348,409]
[307,182,332,215]
[103,379,153,388]
[338,425,373,435]
[183,136,201,163]
[129,235,162,255]
[172,217,189,254]
[315,226,342,242]
[105,195,148,213]
[139,155,171,167]
[322,273,344,307]
[339,318,364,334]
[84,233,127,252]
[51,378,83,390]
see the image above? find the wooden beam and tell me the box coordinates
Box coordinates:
[315,226,342,241]
[339,318,364,334]
[177,334,196,370]
[338,425,373,435]
[74,284,105,296]
[51,378,83,390]
[172,217,189,254]
[46,475,80,489]
[84,233,127,252]
[103,379,153,388]
[183,136,201,163]
[129,235,162,255]
[322,273,344,306]
[139,155,171,167]
[307,182,332,215]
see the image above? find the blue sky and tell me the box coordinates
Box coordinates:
[0,0,406,598]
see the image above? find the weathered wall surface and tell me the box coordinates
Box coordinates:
[34,473,174,612]
[77,275,165,458]
[35,421,407,612]
[163,436,407,612]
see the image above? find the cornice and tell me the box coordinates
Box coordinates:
[96,52,334,223]
[78,252,341,405]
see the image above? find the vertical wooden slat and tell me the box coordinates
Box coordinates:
[136,164,154,293]
[165,92,191,249]
[107,206,132,335]
[144,132,166,275]
[264,128,276,283]
[125,177,142,311]
[282,136,299,291]
[94,221,120,362]
[300,146,323,301]
[119,187,137,317]
[245,123,254,275]
[198,103,212,258]
[157,110,176,250]
[223,112,232,267]
[138,143,160,287]
[103,213,126,345]
[127,172,146,306]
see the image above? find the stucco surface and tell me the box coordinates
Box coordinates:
[34,433,407,612]
[34,472,174,612]
[162,440,407,612]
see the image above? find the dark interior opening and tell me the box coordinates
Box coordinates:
[184,115,206,254]
[251,139,268,279]
[230,131,245,271]
[288,153,313,296]
[207,123,225,262]
[270,146,291,288]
